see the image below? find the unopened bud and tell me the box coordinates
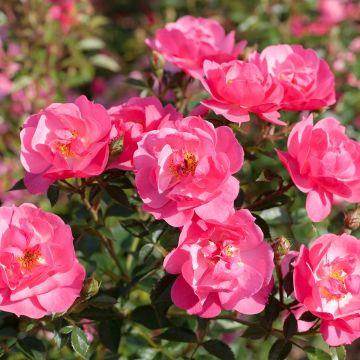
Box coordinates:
[344,206,360,230]
[81,277,100,300]
[272,236,291,260]
[151,51,165,78]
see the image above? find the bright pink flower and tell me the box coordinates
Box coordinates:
[200,60,285,125]
[48,0,76,33]
[133,116,243,227]
[250,45,335,111]
[276,114,360,222]
[108,96,181,171]
[146,16,246,79]
[20,95,112,194]
[293,234,360,346]
[164,210,274,317]
[0,204,85,318]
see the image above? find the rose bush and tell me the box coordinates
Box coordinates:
[1,1,360,358]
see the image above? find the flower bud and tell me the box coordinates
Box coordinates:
[344,206,360,230]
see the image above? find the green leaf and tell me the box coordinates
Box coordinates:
[78,37,105,50]
[304,346,331,360]
[253,214,271,240]
[91,54,120,72]
[106,203,133,218]
[71,327,89,359]
[47,185,60,207]
[335,346,346,360]
[241,325,267,339]
[90,294,117,308]
[131,305,169,330]
[8,178,26,191]
[139,243,155,263]
[283,270,294,296]
[151,274,176,317]
[264,296,282,328]
[329,346,346,360]
[99,319,122,353]
[59,326,73,334]
[104,185,131,206]
[283,313,298,339]
[156,328,197,343]
[125,78,147,89]
[299,311,318,322]
[268,339,292,360]
[202,340,235,360]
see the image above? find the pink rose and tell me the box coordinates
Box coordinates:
[276,114,360,222]
[0,204,85,318]
[108,96,181,171]
[164,210,274,317]
[293,234,360,346]
[250,44,335,111]
[133,116,243,227]
[146,16,246,79]
[20,96,112,194]
[200,60,285,125]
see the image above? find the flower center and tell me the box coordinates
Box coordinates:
[223,245,236,257]
[17,248,42,271]
[57,143,74,157]
[56,129,79,158]
[317,260,354,302]
[169,151,198,178]
[202,239,240,265]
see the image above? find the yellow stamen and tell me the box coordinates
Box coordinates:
[329,270,346,282]
[57,143,75,157]
[17,248,42,271]
[169,151,198,178]
[224,245,236,257]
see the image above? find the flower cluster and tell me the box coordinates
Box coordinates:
[1,13,358,351]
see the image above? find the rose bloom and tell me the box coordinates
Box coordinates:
[164,210,274,317]
[276,114,360,222]
[146,15,246,79]
[0,204,85,318]
[293,234,360,346]
[200,60,285,125]
[250,44,335,111]
[108,96,181,171]
[20,95,113,194]
[133,116,243,227]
